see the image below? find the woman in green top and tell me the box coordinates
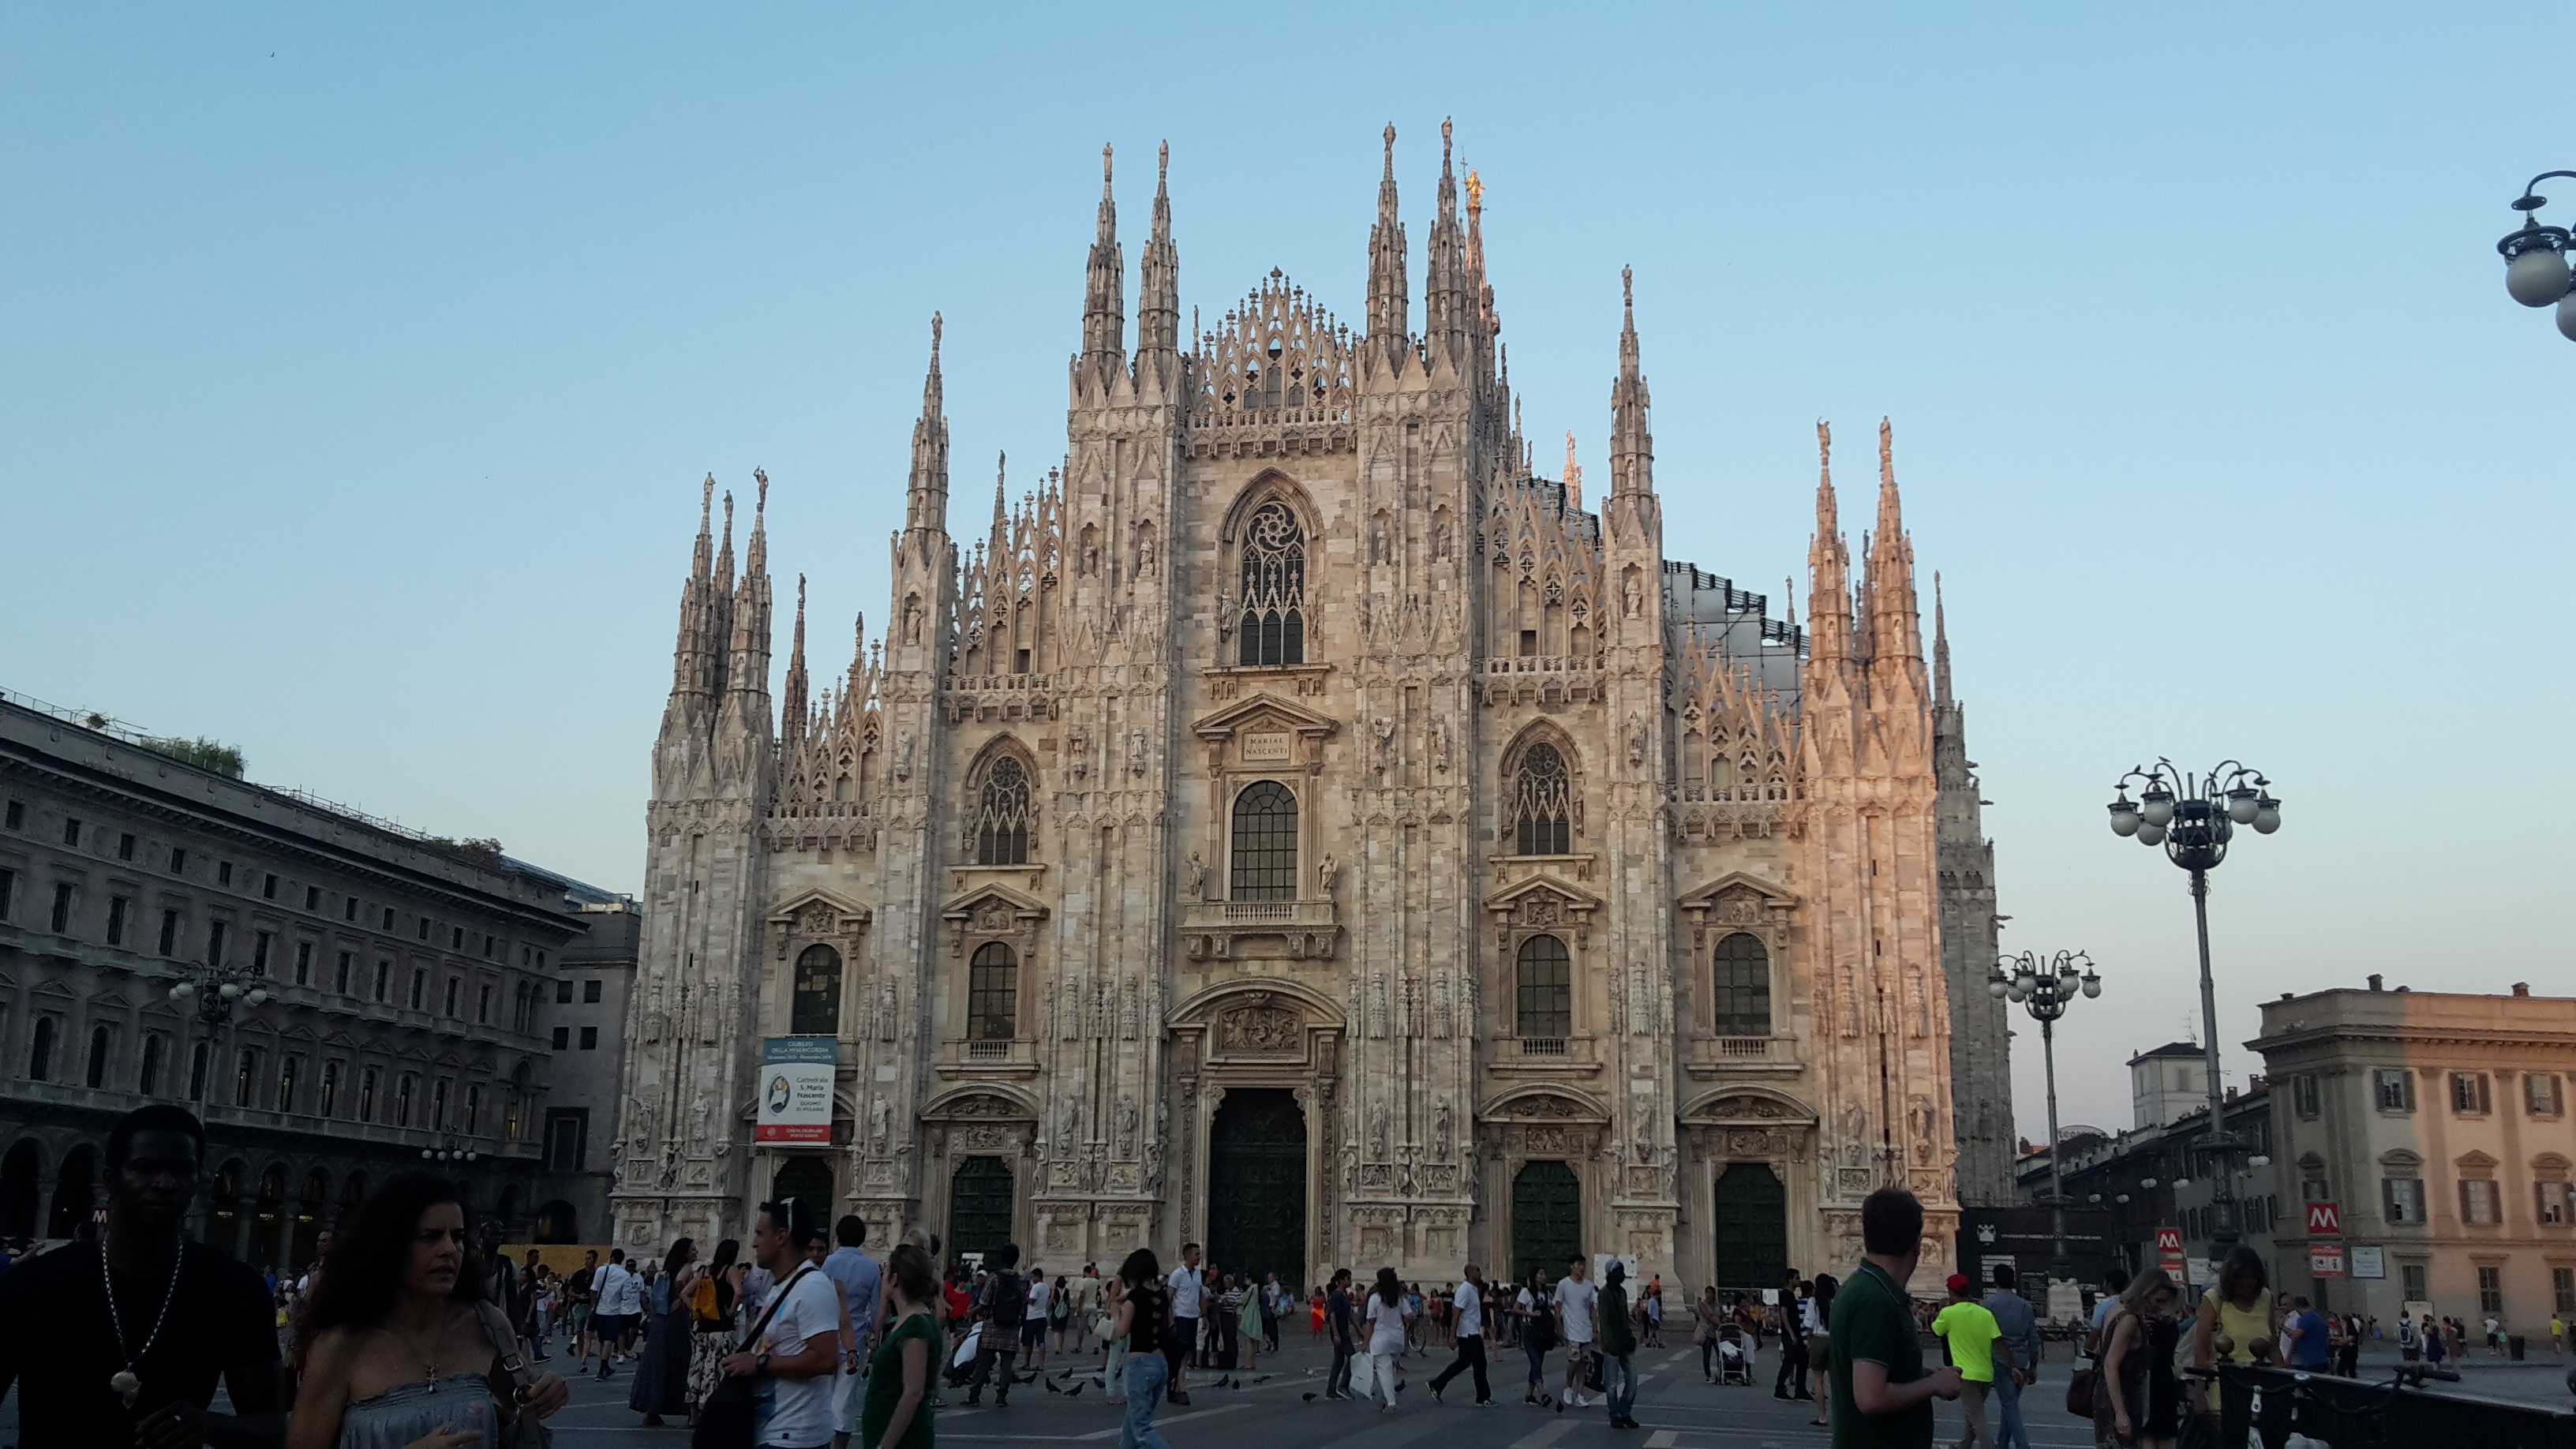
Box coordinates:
[863,1243,942,1449]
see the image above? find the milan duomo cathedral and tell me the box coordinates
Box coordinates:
[612,125,2013,1296]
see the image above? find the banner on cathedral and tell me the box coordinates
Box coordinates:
[757,1037,837,1143]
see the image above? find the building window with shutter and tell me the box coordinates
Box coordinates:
[2452,1073,2492,1115]
[1515,935,1573,1040]
[1711,932,1772,1038]
[2529,1074,2567,1118]
[2293,1074,2320,1118]
[1228,781,1298,900]
[2374,1069,2416,1114]
[2383,1174,2424,1224]
[967,943,1017,1042]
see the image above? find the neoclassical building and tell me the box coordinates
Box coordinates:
[612,128,2011,1294]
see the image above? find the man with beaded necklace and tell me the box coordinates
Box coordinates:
[0,1104,285,1449]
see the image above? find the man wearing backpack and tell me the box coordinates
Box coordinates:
[965,1243,1028,1407]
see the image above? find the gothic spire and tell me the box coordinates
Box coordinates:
[1806,421,1854,663]
[1933,571,1952,708]
[1081,144,1125,361]
[666,475,721,707]
[989,451,1010,555]
[724,471,773,717]
[1867,417,1923,664]
[1365,123,1410,352]
[1466,166,1496,341]
[905,314,950,537]
[1136,140,1180,355]
[781,572,809,743]
[1608,266,1654,496]
[1424,118,1471,359]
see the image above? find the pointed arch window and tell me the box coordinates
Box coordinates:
[1515,936,1573,1039]
[1230,781,1298,900]
[1713,932,1772,1037]
[792,943,842,1035]
[1510,743,1573,856]
[972,756,1032,865]
[1237,502,1307,666]
[967,942,1017,1041]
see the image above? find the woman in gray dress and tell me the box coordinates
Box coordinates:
[288,1171,570,1449]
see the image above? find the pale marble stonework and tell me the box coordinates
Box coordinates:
[612,131,2001,1291]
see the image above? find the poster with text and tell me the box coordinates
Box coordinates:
[756,1036,838,1143]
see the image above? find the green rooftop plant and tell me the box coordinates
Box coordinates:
[140,735,246,779]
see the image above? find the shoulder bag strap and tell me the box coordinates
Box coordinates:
[744,1264,815,1350]
[473,1300,540,1414]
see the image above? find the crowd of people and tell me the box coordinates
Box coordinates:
[14,1109,2569,1449]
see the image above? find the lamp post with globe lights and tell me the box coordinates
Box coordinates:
[2496,171,2576,339]
[167,960,272,1115]
[422,1133,480,1166]
[1990,949,2102,1290]
[2106,759,2281,1260]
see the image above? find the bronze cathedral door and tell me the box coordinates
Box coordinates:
[1206,1088,1305,1291]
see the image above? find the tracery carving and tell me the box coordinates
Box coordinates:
[968,752,1033,864]
[1235,502,1308,666]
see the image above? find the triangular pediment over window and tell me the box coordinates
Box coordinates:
[939,884,1050,931]
[769,889,873,933]
[1191,693,1339,743]
[1481,873,1604,919]
[1676,871,1799,915]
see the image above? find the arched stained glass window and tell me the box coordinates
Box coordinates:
[1511,743,1573,856]
[1237,503,1307,666]
[1230,781,1299,900]
[968,942,1017,1041]
[974,756,1032,866]
[1713,932,1771,1037]
[1515,935,1573,1039]
[792,943,842,1035]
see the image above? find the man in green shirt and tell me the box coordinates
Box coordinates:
[1828,1187,1962,1448]
[1928,1273,2012,1449]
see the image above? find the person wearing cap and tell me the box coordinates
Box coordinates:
[1930,1271,2011,1449]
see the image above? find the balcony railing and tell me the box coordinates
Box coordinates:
[965,1039,1012,1061]
[1178,899,1338,931]
[1717,1036,1773,1058]
[1517,1037,1569,1056]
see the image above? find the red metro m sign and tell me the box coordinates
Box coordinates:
[2306,1200,2342,1237]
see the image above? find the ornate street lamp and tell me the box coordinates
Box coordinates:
[2106,758,2281,1261]
[167,960,272,1113]
[421,1134,480,1165]
[2496,171,2576,339]
[1990,949,2102,1286]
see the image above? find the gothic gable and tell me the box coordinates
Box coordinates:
[1676,871,1797,947]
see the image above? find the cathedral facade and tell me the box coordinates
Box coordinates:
[612,127,2012,1294]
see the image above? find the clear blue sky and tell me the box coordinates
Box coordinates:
[6,6,2566,1132]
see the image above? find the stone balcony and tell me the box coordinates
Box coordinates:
[1178,898,1339,960]
[1683,1033,1803,1080]
[1489,1034,1604,1078]
[933,1035,1040,1079]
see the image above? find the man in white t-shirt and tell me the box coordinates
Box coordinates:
[1554,1256,1598,1408]
[721,1203,843,1449]
[1166,1243,1204,1402]
[591,1252,637,1380]
[1428,1264,1491,1405]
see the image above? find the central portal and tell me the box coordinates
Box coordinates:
[1206,1088,1306,1292]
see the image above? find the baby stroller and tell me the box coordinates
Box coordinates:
[1714,1323,1755,1386]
